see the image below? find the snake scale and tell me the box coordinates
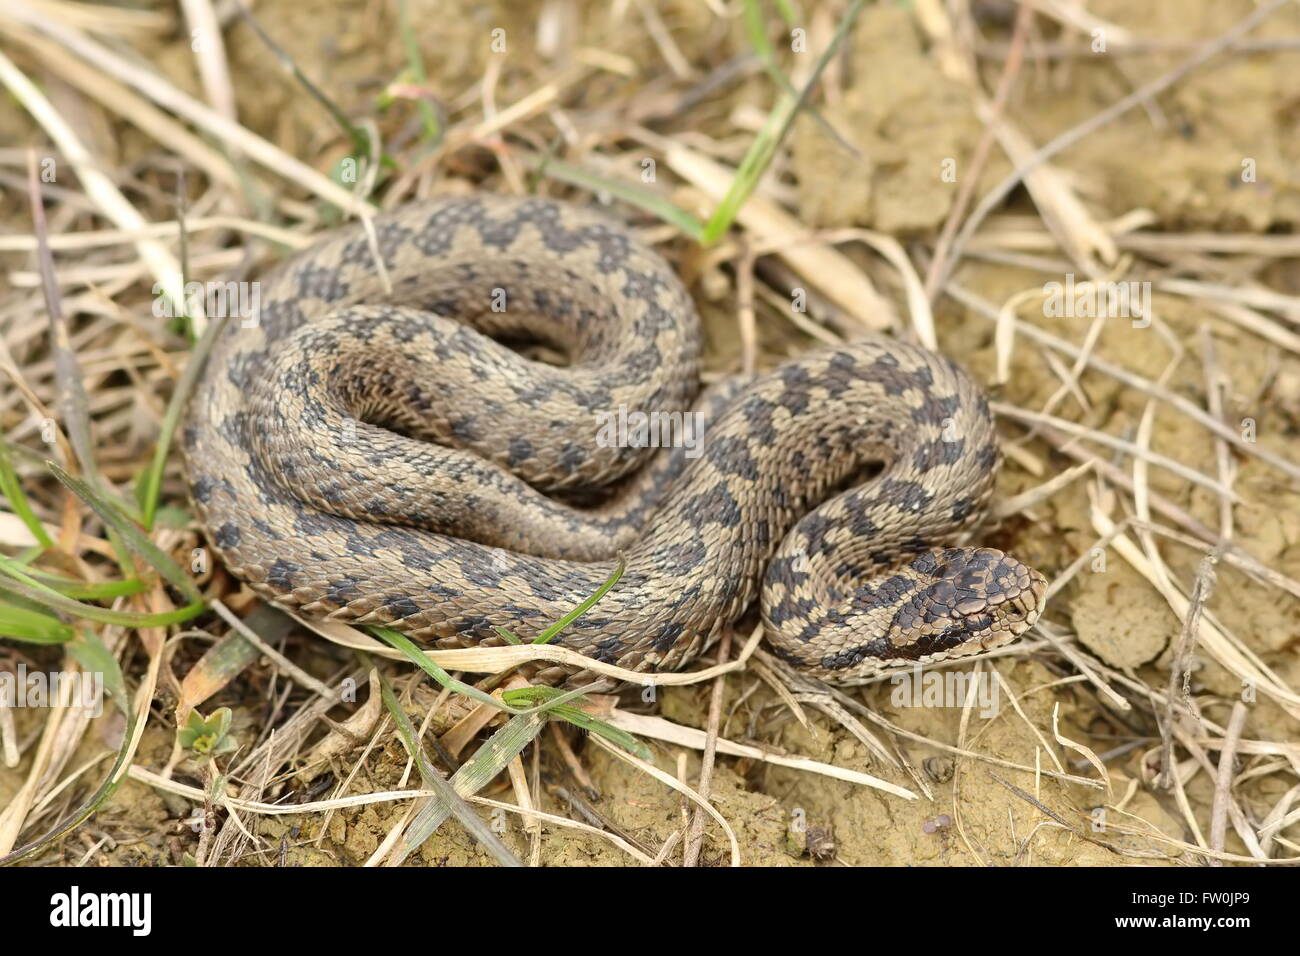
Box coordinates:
[182,195,1047,685]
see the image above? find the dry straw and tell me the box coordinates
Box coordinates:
[1,0,1297,867]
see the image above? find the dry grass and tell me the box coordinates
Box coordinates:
[1,0,1298,867]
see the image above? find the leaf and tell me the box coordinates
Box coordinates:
[47,462,201,603]
[0,565,203,627]
[0,431,53,549]
[0,602,74,643]
[534,558,624,645]
[20,569,146,601]
[375,667,523,867]
[397,710,545,864]
[179,706,235,755]
[371,625,527,715]
[538,159,705,239]
[701,0,867,244]
[67,629,130,717]
[176,629,263,721]
[501,687,651,760]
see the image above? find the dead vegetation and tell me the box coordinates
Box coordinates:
[1,0,1299,866]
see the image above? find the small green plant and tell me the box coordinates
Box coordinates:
[176,707,236,866]
[368,558,652,862]
[178,706,237,756]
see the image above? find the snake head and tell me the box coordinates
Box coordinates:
[890,547,1048,662]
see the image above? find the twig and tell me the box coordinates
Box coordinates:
[1209,701,1249,865]
[933,0,1291,295]
[683,628,733,866]
[924,1,1034,301]
[1158,549,1220,791]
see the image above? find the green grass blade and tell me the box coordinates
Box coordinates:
[532,557,625,645]
[0,729,139,865]
[397,710,546,864]
[19,569,146,601]
[48,462,201,603]
[0,602,75,643]
[0,432,53,549]
[500,683,591,712]
[491,625,524,644]
[230,0,379,162]
[773,0,798,22]
[742,0,859,159]
[137,310,230,529]
[0,566,203,628]
[67,629,130,717]
[370,625,527,714]
[374,666,523,867]
[372,626,605,718]
[502,687,651,760]
[701,97,789,244]
[543,703,652,760]
[538,159,706,240]
[396,0,442,143]
[701,0,867,244]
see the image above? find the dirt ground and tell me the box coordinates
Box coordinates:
[2,0,1299,866]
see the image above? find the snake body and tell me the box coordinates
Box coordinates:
[182,196,1046,684]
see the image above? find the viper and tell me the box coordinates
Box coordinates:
[182,195,1047,685]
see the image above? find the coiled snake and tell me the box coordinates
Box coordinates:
[182,196,1047,685]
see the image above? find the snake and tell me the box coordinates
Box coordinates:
[181,195,1048,686]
